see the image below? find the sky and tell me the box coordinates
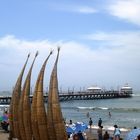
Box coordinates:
[0,0,140,92]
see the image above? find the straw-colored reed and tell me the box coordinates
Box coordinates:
[9,54,30,140]
[47,48,68,140]
[31,85,40,140]
[18,52,38,140]
[36,51,52,140]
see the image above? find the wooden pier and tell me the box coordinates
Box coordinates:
[0,90,132,105]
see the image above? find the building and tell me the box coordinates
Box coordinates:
[87,86,102,93]
[120,84,133,94]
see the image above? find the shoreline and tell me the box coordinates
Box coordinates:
[0,126,131,140]
[85,125,129,139]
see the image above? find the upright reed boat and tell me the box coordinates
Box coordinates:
[31,51,52,140]
[47,48,68,140]
[9,48,68,140]
[18,52,38,140]
[9,54,30,140]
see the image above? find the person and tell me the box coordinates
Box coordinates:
[86,112,90,118]
[98,118,102,127]
[63,117,66,124]
[137,134,140,140]
[77,131,85,140]
[73,133,79,140]
[134,126,137,129]
[89,118,93,128]
[69,119,73,125]
[0,110,9,132]
[97,125,103,140]
[113,125,121,140]
[109,112,111,118]
[103,131,110,140]
[1,121,9,132]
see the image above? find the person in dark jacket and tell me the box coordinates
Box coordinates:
[77,131,85,140]
[103,131,110,140]
[98,118,102,127]
[89,118,93,128]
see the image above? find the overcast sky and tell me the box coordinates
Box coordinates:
[0,0,140,92]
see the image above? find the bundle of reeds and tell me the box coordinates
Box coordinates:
[10,48,68,140]
[18,52,38,140]
[31,51,52,140]
[9,54,30,140]
[47,48,68,140]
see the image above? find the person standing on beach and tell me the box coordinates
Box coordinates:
[98,118,102,127]
[89,117,93,128]
[113,125,121,140]
[69,119,73,125]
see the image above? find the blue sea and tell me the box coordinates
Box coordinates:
[0,92,140,130]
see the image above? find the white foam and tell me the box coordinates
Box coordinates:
[88,125,130,132]
[98,107,108,110]
[77,106,95,110]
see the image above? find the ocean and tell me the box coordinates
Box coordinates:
[60,93,140,130]
[0,92,140,131]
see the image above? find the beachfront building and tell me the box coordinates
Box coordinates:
[87,86,102,93]
[120,84,133,94]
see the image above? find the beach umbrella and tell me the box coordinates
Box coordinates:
[125,128,140,140]
[0,116,3,121]
[66,126,75,134]
[2,115,8,121]
[75,122,88,132]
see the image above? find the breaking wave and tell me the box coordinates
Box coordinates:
[75,106,140,112]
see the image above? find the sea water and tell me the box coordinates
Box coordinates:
[60,93,140,130]
[0,92,140,130]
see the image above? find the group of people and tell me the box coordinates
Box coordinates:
[88,117,122,140]
[68,118,140,140]
[98,124,121,140]
[0,111,9,132]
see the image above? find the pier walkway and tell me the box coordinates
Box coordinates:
[0,90,132,105]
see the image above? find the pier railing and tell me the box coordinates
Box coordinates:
[0,90,132,105]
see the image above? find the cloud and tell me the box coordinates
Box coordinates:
[0,34,140,91]
[74,6,97,14]
[51,3,97,14]
[108,0,140,25]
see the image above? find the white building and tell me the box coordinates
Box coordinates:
[87,86,102,93]
[120,84,133,94]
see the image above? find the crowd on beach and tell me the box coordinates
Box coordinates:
[66,114,140,140]
[0,109,140,140]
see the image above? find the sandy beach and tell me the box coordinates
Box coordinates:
[0,126,129,140]
[85,126,129,140]
[0,130,9,140]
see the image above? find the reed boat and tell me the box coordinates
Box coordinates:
[18,52,38,140]
[31,51,52,140]
[47,48,68,140]
[9,54,30,140]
